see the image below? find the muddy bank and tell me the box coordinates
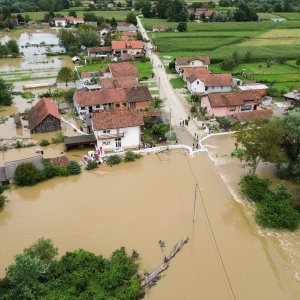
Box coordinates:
[0,149,299,299]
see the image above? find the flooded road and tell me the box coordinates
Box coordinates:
[0,145,299,299]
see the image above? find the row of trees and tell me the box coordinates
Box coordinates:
[0,238,143,299]
[220,0,300,13]
[0,77,13,106]
[0,39,19,58]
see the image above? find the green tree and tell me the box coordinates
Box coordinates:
[244,50,253,63]
[177,21,187,32]
[68,10,77,17]
[234,119,288,174]
[189,12,195,21]
[14,162,39,186]
[57,67,73,86]
[0,77,13,106]
[216,116,231,131]
[77,28,99,48]
[67,160,81,175]
[126,12,137,25]
[221,58,236,71]
[110,17,117,27]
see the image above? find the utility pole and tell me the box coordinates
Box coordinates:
[193,183,198,222]
[169,108,171,142]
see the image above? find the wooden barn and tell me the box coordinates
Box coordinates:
[28,99,61,134]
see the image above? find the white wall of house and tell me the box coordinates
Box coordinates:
[94,126,141,150]
[187,80,232,94]
[55,20,67,27]
[112,49,142,55]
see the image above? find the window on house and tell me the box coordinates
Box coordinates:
[229,106,236,111]
[96,105,100,108]
[103,130,111,133]
[122,103,127,107]
[129,102,136,108]
[197,81,199,85]
[103,140,111,145]
[241,105,252,111]
[205,87,208,91]
[116,103,120,108]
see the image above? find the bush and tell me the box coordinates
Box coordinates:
[216,116,231,131]
[58,166,69,176]
[15,141,22,148]
[67,161,81,175]
[239,174,271,202]
[51,132,65,144]
[256,194,300,231]
[221,58,237,71]
[0,185,9,195]
[124,151,136,162]
[86,161,98,170]
[39,139,50,147]
[0,195,5,210]
[106,155,122,166]
[14,163,40,186]
[190,106,197,113]
[42,159,58,179]
[169,60,175,70]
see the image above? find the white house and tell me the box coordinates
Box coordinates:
[66,17,84,25]
[111,40,144,56]
[186,74,233,94]
[175,56,210,73]
[152,25,166,32]
[91,109,144,150]
[54,18,67,27]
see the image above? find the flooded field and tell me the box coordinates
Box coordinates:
[0,145,300,299]
[0,29,73,77]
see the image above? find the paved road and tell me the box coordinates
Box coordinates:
[137,17,201,145]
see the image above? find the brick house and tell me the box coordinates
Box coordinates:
[92,109,144,150]
[201,90,262,117]
[187,74,233,94]
[100,76,138,89]
[175,56,210,73]
[74,86,151,114]
[28,99,61,133]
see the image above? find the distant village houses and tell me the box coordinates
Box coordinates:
[175,56,210,73]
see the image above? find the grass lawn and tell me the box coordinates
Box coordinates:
[79,61,108,73]
[170,77,186,89]
[133,61,153,78]
[210,60,300,92]
[15,10,131,22]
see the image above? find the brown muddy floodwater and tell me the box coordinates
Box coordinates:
[0,144,300,299]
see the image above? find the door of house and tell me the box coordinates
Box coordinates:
[115,138,121,148]
[254,105,257,110]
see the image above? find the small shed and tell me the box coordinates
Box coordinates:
[28,99,61,134]
[64,134,96,150]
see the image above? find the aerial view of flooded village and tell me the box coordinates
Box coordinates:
[1,0,300,299]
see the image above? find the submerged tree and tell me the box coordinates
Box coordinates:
[57,67,73,86]
[234,118,288,174]
[0,77,13,106]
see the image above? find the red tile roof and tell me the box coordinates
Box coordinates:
[111,40,144,50]
[207,90,262,108]
[109,62,139,77]
[230,109,273,123]
[176,56,211,66]
[181,67,209,81]
[75,86,151,107]
[88,46,112,53]
[189,74,233,86]
[28,98,61,130]
[100,76,138,89]
[92,109,144,130]
[76,88,127,107]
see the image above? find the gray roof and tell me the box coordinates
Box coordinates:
[116,24,136,32]
[4,155,43,181]
[284,91,300,101]
[0,166,7,183]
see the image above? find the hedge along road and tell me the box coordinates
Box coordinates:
[137,16,202,145]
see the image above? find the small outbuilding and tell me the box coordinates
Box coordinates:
[14,113,22,128]
[28,99,61,134]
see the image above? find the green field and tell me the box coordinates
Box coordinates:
[144,18,300,62]
[210,60,300,91]
[133,61,153,78]
[15,10,131,22]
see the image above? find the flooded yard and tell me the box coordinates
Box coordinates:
[0,147,299,299]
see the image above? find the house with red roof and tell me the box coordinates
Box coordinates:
[111,40,144,56]
[175,56,210,73]
[74,86,152,114]
[201,90,263,117]
[187,73,233,93]
[28,99,61,133]
[91,109,144,150]
[180,66,209,82]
